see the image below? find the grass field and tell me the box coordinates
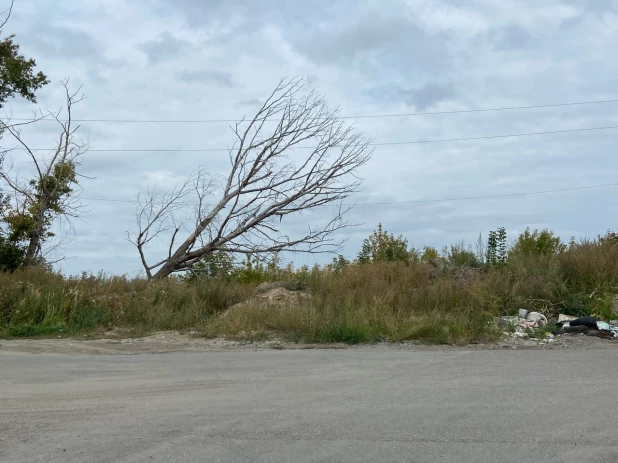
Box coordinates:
[2,232,617,344]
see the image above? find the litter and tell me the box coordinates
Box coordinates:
[558,314,578,324]
[518,311,548,329]
[596,321,618,338]
[526,312,548,326]
[569,316,599,328]
[498,309,618,344]
[494,316,519,327]
[563,325,587,333]
[559,316,618,339]
[597,321,612,331]
[496,310,618,343]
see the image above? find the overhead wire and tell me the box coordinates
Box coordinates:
[22,124,618,152]
[80,182,618,207]
[6,97,618,123]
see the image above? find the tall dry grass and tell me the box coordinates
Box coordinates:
[2,237,618,343]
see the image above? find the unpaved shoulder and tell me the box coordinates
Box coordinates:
[0,330,616,356]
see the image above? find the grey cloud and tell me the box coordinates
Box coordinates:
[404,83,454,110]
[23,23,100,60]
[138,31,194,64]
[559,0,618,27]
[178,70,237,87]
[293,13,450,73]
[150,0,348,29]
[237,98,263,107]
[492,24,532,50]
[364,82,454,110]
[562,0,618,15]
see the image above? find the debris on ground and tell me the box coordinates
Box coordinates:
[519,311,548,328]
[497,310,618,347]
[558,314,578,323]
[557,315,618,338]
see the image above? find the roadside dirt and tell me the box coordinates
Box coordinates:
[0,328,616,355]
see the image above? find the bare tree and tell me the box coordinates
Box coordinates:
[0,79,88,266]
[129,78,373,279]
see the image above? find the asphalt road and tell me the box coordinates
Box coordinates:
[2,347,618,462]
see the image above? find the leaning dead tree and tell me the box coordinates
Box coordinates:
[129,77,373,279]
[0,79,88,266]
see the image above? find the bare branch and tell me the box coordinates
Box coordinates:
[132,77,372,279]
[0,0,14,32]
[0,78,89,267]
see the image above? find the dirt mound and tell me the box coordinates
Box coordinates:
[226,287,313,314]
[252,280,307,295]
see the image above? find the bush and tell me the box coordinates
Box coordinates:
[509,227,566,259]
[357,223,413,264]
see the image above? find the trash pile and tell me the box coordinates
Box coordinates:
[494,308,618,342]
[556,314,618,340]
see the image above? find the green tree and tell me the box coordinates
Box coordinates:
[448,240,479,267]
[509,227,566,258]
[229,252,283,283]
[0,3,49,270]
[329,254,349,273]
[357,223,411,264]
[598,229,618,246]
[0,2,48,108]
[487,226,507,266]
[420,246,439,263]
[183,250,236,281]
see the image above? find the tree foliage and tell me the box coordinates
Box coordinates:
[509,227,566,258]
[357,223,411,264]
[420,246,439,263]
[487,226,507,266]
[0,2,48,108]
[447,240,480,267]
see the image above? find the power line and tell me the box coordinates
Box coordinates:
[23,124,618,152]
[81,182,618,206]
[6,98,618,123]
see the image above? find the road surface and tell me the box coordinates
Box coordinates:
[1,346,617,462]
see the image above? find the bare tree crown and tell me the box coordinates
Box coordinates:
[129,78,373,279]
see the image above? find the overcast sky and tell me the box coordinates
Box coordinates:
[3,0,618,276]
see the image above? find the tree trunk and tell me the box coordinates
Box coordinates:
[23,202,46,266]
[152,262,177,279]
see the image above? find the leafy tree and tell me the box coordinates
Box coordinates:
[229,252,283,284]
[448,240,480,267]
[0,3,49,270]
[0,2,48,108]
[183,250,236,281]
[357,223,411,264]
[329,254,350,272]
[509,227,566,258]
[598,229,618,247]
[487,226,507,266]
[420,246,439,263]
[0,234,23,271]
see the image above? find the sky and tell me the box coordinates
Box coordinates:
[2,0,618,276]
